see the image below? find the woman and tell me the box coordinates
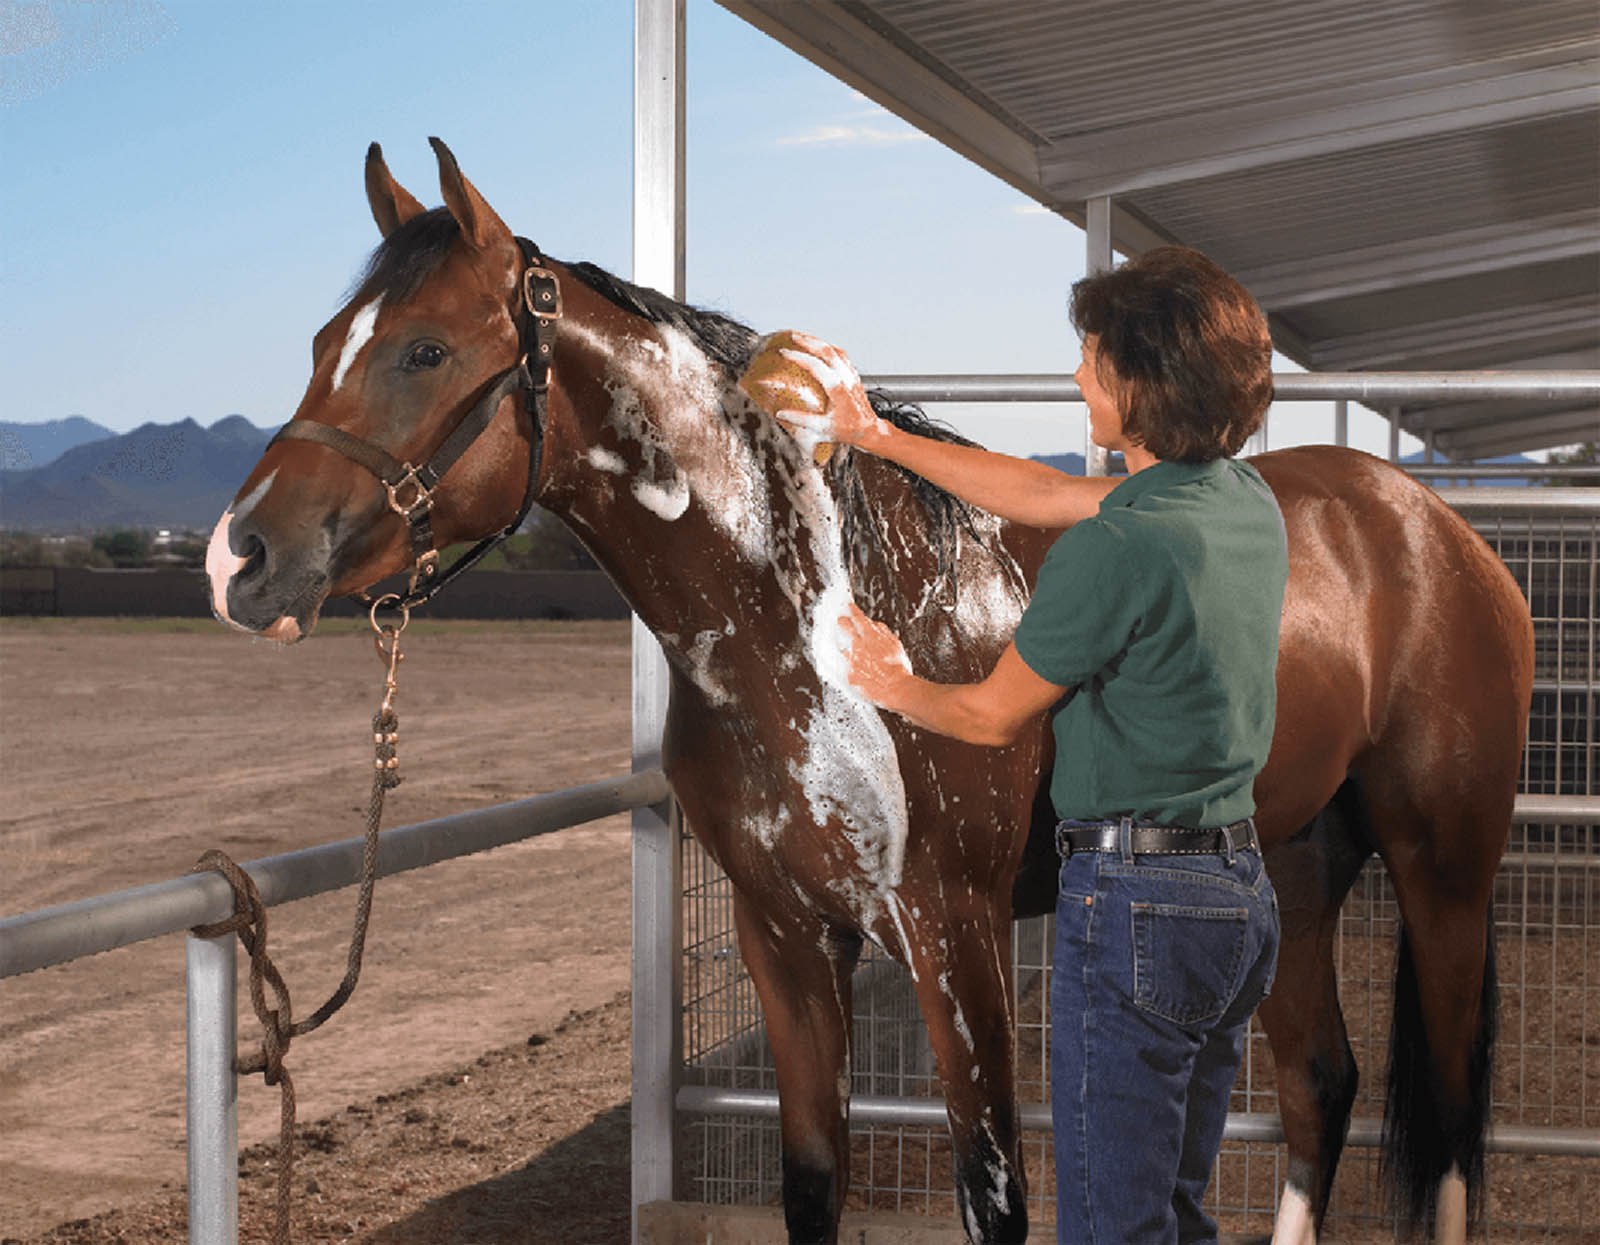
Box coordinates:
[746,246,1287,1244]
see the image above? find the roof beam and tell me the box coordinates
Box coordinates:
[1311,296,1599,370]
[1436,408,1600,458]
[1040,57,1599,200]
[1403,400,1585,434]
[1237,212,1600,310]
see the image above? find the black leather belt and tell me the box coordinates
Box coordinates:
[1055,817,1258,859]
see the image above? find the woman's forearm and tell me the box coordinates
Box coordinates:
[872,670,1024,747]
[858,421,1117,528]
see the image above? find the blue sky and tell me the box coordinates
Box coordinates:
[1,0,1417,460]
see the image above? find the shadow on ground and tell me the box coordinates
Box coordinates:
[361,1102,630,1244]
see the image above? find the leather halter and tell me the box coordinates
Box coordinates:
[268,237,560,609]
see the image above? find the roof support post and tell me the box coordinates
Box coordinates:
[1334,399,1349,448]
[1084,195,1113,477]
[631,0,686,1238]
[1388,408,1401,462]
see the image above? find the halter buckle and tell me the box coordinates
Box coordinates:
[523,265,562,322]
[384,464,433,520]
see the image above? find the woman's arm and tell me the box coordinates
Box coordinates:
[840,604,1065,746]
[742,332,1117,529]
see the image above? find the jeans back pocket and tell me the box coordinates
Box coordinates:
[1130,902,1250,1027]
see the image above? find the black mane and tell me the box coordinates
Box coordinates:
[353,216,1002,602]
[350,208,462,302]
[558,262,999,601]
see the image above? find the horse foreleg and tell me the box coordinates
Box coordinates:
[733,894,861,1245]
[908,903,1028,1244]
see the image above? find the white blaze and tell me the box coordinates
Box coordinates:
[332,296,383,392]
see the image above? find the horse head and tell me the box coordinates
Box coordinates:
[207,139,543,641]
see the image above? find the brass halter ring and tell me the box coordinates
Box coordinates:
[369,592,410,644]
[383,465,434,520]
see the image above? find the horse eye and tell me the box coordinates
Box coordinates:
[404,342,448,371]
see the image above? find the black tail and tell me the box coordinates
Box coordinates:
[1381,910,1498,1232]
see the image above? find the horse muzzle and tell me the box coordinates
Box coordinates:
[206,504,330,643]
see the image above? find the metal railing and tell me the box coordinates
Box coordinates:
[0,769,672,1243]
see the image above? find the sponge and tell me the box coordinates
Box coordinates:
[738,330,836,465]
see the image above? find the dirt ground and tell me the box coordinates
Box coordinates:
[0,618,637,1241]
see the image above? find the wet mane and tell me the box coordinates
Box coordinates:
[560,262,1003,602]
[352,214,1004,602]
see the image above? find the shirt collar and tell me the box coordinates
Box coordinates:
[1100,458,1228,511]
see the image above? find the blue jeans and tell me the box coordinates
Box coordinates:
[1050,819,1279,1244]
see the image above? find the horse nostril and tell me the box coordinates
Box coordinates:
[237,532,267,582]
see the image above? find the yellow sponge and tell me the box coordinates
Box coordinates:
[738,330,835,465]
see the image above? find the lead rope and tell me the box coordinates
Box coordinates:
[190,595,409,1245]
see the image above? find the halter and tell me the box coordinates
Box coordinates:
[268,237,560,609]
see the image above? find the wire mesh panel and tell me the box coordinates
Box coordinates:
[677,506,1599,1238]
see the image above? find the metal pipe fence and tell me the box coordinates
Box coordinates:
[0,770,671,1244]
[675,374,1600,1238]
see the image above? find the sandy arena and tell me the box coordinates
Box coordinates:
[1,618,636,1242]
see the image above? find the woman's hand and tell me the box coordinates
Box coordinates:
[740,330,887,454]
[839,601,913,707]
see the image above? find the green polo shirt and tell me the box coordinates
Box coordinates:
[1012,458,1288,828]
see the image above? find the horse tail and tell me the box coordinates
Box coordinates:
[1381,906,1498,1228]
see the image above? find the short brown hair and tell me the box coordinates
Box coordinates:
[1070,247,1273,462]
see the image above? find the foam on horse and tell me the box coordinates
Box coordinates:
[208,140,1532,1245]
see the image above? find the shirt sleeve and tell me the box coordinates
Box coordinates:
[1012,518,1149,688]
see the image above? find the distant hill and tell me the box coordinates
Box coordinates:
[1400,450,1541,487]
[0,416,277,531]
[0,416,116,470]
[1030,451,1083,475]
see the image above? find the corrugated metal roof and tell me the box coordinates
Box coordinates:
[720,0,1600,457]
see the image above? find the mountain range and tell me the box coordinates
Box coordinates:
[0,417,277,531]
[0,416,117,471]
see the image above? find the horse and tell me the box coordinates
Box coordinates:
[206,139,1532,1244]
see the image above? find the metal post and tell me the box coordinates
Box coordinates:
[631,0,685,1238]
[187,933,238,1245]
[1084,195,1113,477]
[1333,398,1349,447]
[1388,407,1401,462]
[1424,429,1437,463]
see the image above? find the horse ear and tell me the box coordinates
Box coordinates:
[365,143,426,238]
[429,136,513,252]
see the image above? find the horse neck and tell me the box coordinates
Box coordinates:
[542,282,841,655]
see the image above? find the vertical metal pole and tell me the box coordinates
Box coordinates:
[187,933,238,1245]
[1333,399,1349,447]
[1424,429,1437,463]
[631,0,685,1239]
[1084,195,1113,477]
[1388,407,1401,462]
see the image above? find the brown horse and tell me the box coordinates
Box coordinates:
[207,140,1532,1244]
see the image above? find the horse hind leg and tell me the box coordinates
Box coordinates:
[732,894,861,1244]
[1383,896,1497,1244]
[1257,784,1373,1244]
[1356,750,1508,1244]
[907,901,1029,1244]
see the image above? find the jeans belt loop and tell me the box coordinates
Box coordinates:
[1118,815,1135,865]
[1223,819,1237,866]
